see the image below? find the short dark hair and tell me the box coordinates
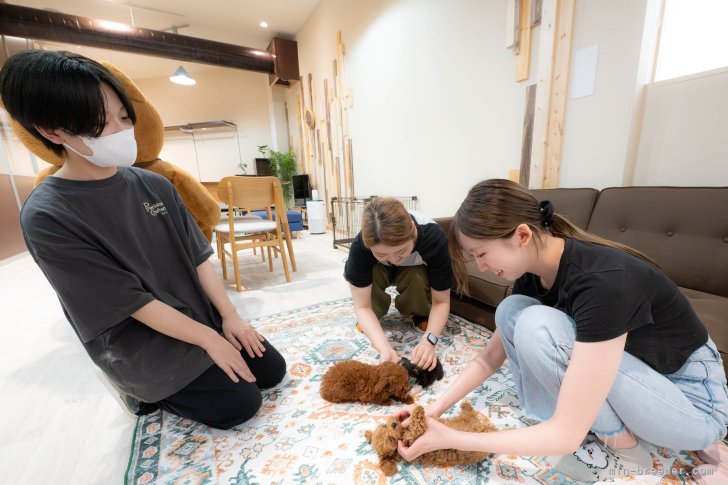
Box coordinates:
[0,50,136,155]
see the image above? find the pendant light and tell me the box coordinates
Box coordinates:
[169,65,196,85]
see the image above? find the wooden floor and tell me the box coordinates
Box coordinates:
[0,231,351,484]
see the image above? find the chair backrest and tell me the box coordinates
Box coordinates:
[217,176,288,223]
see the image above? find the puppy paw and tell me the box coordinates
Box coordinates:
[381,458,398,476]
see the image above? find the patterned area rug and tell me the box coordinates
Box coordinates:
[125,299,700,484]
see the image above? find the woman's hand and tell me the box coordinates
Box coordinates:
[204,334,256,383]
[393,404,417,424]
[379,346,401,364]
[411,339,437,370]
[394,403,440,427]
[222,313,266,358]
[397,417,454,461]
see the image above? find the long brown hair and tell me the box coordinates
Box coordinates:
[361,197,416,248]
[449,179,659,294]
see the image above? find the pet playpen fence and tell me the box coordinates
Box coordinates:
[330,195,419,250]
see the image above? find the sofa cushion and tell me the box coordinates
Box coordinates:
[251,209,304,232]
[464,260,510,307]
[530,188,599,230]
[434,217,508,306]
[586,187,728,298]
[433,217,453,235]
[450,293,496,330]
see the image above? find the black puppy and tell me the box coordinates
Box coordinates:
[398,357,444,388]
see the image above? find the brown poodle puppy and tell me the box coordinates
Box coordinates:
[320,360,414,405]
[364,402,497,476]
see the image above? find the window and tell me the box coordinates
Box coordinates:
[654,0,728,81]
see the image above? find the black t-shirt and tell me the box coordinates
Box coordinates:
[513,238,707,374]
[344,211,453,291]
[20,167,218,402]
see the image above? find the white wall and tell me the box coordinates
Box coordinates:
[287,0,540,217]
[634,67,728,186]
[268,87,291,154]
[559,0,655,188]
[135,67,274,182]
[285,0,723,204]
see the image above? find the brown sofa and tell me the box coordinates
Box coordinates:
[436,186,728,374]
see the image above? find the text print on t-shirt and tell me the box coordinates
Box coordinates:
[143,201,168,216]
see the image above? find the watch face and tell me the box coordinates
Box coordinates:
[427,333,438,345]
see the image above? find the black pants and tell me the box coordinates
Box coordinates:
[154,340,286,429]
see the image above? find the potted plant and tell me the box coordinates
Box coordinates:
[237,160,248,175]
[258,146,296,204]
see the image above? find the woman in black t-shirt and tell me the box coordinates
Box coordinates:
[344,197,453,371]
[395,179,728,483]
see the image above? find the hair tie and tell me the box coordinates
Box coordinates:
[539,200,555,227]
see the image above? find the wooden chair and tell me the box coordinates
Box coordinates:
[214,176,297,291]
[215,211,266,262]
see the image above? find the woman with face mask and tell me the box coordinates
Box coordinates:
[394,179,728,483]
[0,50,286,429]
[345,197,453,371]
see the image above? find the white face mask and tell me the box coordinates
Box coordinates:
[64,127,137,168]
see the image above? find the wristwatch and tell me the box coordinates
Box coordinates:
[425,332,439,346]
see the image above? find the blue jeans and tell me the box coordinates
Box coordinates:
[495,294,728,450]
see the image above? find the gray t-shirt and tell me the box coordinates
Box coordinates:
[20,167,218,402]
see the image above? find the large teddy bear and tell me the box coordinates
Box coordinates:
[8,61,220,241]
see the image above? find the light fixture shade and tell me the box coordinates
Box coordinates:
[169,66,196,85]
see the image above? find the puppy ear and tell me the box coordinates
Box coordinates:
[381,457,398,476]
[365,430,373,443]
[411,406,426,422]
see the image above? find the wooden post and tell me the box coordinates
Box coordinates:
[295,96,305,175]
[542,0,575,188]
[520,84,537,187]
[528,0,575,188]
[515,0,532,81]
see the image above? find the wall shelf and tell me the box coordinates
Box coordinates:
[162,120,243,181]
[164,120,237,133]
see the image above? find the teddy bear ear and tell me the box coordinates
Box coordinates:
[101,61,164,162]
[6,116,65,168]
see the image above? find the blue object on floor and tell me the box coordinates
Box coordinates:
[251,209,304,233]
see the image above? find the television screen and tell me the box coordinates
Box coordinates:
[292,174,310,206]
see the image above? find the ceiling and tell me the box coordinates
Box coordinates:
[9,0,321,79]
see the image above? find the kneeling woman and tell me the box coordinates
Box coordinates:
[1,51,286,429]
[345,197,453,371]
[396,179,728,483]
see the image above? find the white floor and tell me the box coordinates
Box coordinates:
[0,231,351,484]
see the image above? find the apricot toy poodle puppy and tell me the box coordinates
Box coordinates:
[365,402,497,476]
[320,360,414,405]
